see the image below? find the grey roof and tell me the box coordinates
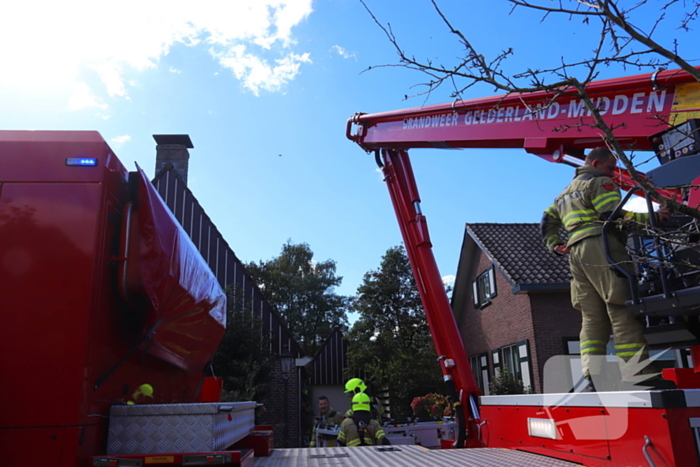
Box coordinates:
[466,223,571,287]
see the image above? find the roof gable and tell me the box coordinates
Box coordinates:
[310,328,347,386]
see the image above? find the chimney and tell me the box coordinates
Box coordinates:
[154,134,194,185]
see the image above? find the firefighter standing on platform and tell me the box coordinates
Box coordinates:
[337,393,390,447]
[542,147,675,391]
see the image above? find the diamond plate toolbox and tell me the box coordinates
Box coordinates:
[107,402,256,454]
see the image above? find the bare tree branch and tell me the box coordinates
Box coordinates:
[598,0,700,80]
[356,0,700,274]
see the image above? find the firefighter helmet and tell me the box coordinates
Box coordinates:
[127,384,154,405]
[351,392,371,412]
[134,384,154,398]
[344,378,367,394]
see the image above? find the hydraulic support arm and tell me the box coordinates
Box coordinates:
[380,148,480,447]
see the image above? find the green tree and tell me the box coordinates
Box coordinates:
[347,245,443,418]
[212,287,273,403]
[246,241,349,355]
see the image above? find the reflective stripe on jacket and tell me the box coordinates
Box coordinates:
[337,416,386,447]
[310,407,344,446]
[541,166,651,251]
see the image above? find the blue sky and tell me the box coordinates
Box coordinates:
[2,0,697,303]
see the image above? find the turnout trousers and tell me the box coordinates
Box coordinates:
[569,234,652,382]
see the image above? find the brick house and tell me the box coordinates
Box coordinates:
[451,223,582,394]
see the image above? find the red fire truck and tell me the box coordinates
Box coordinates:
[0,132,261,466]
[4,67,700,467]
[343,67,700,466]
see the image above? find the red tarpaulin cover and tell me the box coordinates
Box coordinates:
[134,165,226,372]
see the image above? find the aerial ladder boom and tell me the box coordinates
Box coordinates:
[347,68,700,454]
[346,68,699,153]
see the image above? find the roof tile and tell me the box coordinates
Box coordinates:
[467,223,571,285]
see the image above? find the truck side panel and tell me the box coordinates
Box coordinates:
[0,131,227,466]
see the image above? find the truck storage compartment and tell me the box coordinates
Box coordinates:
[107,402,255,454]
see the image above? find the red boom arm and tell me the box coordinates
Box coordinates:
[347,68,700,446]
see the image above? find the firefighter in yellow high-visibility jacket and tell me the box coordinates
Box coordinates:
[542,147,674,391]
[309,395,344,447]
[343,378,384,420]
[337,393,390,447]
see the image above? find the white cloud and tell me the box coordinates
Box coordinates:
[90,62,128,97]
[213,45,311,95]
[624,196,657,213]
[111,135,132,145]
[442,275,456,288]
[69,82,107,110]
[0,0,314,108]
[169,67,182,74]
[331,45,356,59]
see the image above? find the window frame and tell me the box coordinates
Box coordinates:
[469,353,490,396]
[473,264,497,309]
[499,340,533,391]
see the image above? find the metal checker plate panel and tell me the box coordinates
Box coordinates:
[253,445,581,467]
[107,403,255,454]
[110,402,256,416]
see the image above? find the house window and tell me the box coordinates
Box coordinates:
[563,337,580,355]
[470,353,490,395]
[500,340,532,391]
[472,265,497,309]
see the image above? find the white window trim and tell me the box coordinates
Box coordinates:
[473,264,497,309]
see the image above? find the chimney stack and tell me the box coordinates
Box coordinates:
[154,134,194,185]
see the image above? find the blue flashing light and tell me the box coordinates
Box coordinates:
[66,157,98,167]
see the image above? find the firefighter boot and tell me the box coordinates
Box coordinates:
[572,375,597,393]
[582,375,597,392]
[622,377,677,391]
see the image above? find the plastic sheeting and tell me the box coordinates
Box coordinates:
[134,165,226,372]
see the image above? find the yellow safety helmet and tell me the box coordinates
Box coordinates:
[134,384,154,398]
[344,378,367,394]
[351,392,371,412]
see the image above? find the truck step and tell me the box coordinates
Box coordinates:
[89,449,253,467]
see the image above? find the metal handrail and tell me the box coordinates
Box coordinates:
[602,190,640,303]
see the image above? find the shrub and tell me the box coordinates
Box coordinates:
[410,393,452,418]
[489,370,532,395]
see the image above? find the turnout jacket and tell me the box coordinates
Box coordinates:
[310,407,344,447]
[542,166,651,251]
[337,412,387,447]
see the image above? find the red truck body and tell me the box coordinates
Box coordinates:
[0,131,226,466]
